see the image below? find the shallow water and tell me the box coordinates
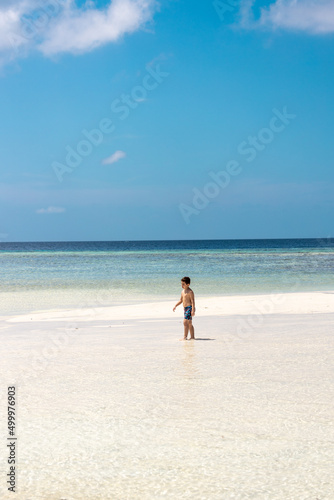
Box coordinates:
[1,313,333,499]
[1,239,334,313]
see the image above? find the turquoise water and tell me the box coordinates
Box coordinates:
[1,239,333,313]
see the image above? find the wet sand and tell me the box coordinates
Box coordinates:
[0,292,333,499]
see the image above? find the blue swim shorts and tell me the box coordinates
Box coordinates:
[184,306,192,320]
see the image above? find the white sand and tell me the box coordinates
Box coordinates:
[0,291,334,499]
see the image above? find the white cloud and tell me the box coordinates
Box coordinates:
[0,0,157,64]
[40,0,156,56]
[241,0,334,34]
[0,1,29,53]
[36,206,66,214]
[102,150,126,165]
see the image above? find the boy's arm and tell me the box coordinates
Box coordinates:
[191,291,195,316]
[173,293,183,312]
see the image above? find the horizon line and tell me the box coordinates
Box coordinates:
[0,237,333,244]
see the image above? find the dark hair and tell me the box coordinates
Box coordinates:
[181,276,190,285]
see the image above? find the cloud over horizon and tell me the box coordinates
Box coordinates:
[240,0,334,34]
[0,0,157,65]
[36,206,66,214]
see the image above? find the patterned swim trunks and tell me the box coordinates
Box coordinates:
[184,306,192,320]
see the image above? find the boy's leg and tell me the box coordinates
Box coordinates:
[189,320,195,340]
[182,319,189,340]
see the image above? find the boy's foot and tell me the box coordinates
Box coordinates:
[179,337,188,340]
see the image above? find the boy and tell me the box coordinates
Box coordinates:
[173,277,196,340]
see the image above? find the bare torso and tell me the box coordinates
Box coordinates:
[182,288,194,307]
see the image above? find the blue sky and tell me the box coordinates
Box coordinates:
[0,0,333,241]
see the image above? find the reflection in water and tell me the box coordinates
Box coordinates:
[179,340,201,380]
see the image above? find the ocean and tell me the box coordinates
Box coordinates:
[0,238,333,314]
